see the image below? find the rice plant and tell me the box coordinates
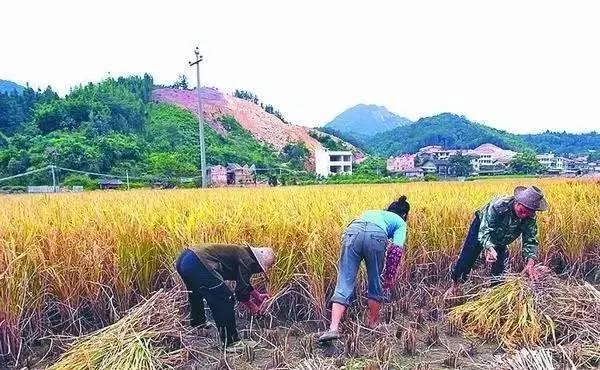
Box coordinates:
[0,179,598,365]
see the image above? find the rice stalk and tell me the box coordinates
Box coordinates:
[48,289,193,370]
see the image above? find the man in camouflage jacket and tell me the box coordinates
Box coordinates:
[444,186,548,298]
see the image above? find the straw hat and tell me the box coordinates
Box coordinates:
[514,185,548,211]
[250,247,276,273]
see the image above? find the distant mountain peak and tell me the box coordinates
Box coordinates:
[323,104,412,136]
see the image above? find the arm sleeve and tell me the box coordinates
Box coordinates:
[478,203,501,250]
[382,244,403,282]
[521,218,539,261]
[383,217,407,281]
[234,263,254,302]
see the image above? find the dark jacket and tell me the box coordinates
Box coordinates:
[190,244,262,302]
[477,196,539,260]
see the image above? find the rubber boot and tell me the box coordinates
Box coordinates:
[367,299,381,329]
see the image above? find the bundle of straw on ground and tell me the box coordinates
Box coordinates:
[449,275,554,348]
[48,289,194,370]
[449,273,600,350]
[557,342,600,369]
[499,348,555,370]
[548,281,600,345]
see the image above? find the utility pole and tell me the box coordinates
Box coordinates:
[50,165,57,192]
[126,170,130,190]
[189,47,207,188]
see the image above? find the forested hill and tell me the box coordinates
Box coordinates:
[0,75,330,183]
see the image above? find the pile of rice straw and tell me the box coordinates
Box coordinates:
[449,273,600,349]
[49,289,195,370]
[499,348,555,370]
[556,342,600,369]
[497,343,600,370]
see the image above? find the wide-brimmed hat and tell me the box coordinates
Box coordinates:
[250,247,276,273]
[514,185,548,211]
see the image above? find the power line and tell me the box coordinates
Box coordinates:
[54,166,146,180]
[0,166,51,183]
[0,164,312,188]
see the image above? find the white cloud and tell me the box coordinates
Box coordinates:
[2,0,599,133]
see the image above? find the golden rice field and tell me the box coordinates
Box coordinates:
[1,178,599,364]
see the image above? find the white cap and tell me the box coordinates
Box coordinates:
[250,247,276,273]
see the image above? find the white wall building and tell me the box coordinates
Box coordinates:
[536,153,566,172]
[315,149,353,177]
[536,153,555,167]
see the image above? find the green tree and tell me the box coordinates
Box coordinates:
[449,153,473,176]
[281,142,310,169]
[61,174,97,189]
[309,131,349,151]
[43,132,101,171]
[172,75,188,90]
[509,150,542,174]
[147,152,198,177]
[353,156,386,176]
[0,85,59,135]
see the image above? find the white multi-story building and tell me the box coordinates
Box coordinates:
[477,153,494,166]
[315,149,353,177]
[463,144,516,175]
[536,153,566,172]
[536,153,555,167]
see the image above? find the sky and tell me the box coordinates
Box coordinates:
[2,0,599,134]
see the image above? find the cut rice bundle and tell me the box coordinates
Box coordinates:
[450,273,600,349]
[49,289,193,370]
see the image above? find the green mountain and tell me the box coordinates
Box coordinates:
[521,131,600,155]
[364,113,530,156]
[323,104,412,137]
[0,80,25,94]
[0,75,306,185]
[323,105,600,156]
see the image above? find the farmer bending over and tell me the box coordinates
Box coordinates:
[175,244,275,350]
[319,196,410,343]
[444,185,548,299]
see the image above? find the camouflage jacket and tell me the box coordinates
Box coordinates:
[477,196,539,261]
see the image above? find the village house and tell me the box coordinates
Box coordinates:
[98,179,124,190]
[588,161,600,174]
[402,168,424,179]
[386,154,416,173]
[207,165,228,187]
[408,143,516,176]
[563,158,588,175]
[420,160,437,174]
[417,146,459,162]
[226,163,256,185]
[420,159,457,177]
[387,143,593,179]
[464,144,516,175]
[536,153,590,175]
[315,149,353,177]
[536,153,566,174]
